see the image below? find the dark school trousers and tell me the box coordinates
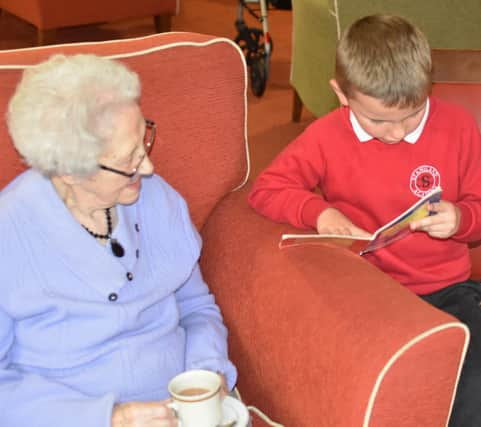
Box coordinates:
[421,280,481,427]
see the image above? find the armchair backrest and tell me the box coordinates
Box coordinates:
[432,48,481,128]
[0,33,250,229]
[432,81,481,129]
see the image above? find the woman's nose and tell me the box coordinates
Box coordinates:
[140,154,154,175]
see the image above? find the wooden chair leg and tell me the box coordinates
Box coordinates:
[292,88,303,122]
[37,28,56,46]
[153,15,171,33]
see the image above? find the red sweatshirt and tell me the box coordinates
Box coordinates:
[248,97,481,295]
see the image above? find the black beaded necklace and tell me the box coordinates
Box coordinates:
[82,208,125,257]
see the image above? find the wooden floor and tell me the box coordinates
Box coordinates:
[0,0,316,179]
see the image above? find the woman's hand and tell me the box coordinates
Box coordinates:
[410,200,461,239]
[111,400,177,427]
[316,207,371,238]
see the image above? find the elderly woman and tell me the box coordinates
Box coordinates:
[0,54,237,427]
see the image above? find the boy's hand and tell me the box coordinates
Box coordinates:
[316,207,371,237]
[410,200,461,239]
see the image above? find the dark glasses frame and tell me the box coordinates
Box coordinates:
[98,119,156,181]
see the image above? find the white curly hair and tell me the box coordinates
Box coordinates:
[7,54,141,176]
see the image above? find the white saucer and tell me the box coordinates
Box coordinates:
[221,395,250,426]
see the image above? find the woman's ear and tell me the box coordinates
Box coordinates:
[329,79,349,106]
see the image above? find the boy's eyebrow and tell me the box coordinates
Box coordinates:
[368,103,427,123]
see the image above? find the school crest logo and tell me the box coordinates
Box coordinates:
[410,165,441,197]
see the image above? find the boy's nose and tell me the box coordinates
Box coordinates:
[387,122,407,142]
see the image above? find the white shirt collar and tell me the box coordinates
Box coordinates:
[349,98,430,144]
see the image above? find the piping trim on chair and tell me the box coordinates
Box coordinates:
[328,0,341,40]
[362,321,469,427]
[0,35,250,192]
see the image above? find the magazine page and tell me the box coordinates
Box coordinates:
[279,233,371,253]
[279,187,442,254]
[279,233,371,249]
[360,187,442,255]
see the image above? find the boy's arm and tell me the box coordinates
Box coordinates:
[248,128,329,229]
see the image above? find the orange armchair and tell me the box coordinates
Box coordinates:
[0,33,473,427]
[0,0,178,45]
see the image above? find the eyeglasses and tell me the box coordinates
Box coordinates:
[98,119,156,182]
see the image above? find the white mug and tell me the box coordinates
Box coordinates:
[168,369,223,427]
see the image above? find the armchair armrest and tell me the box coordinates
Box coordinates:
[200,186,468,427]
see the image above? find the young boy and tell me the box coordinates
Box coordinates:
[248,14,481,426]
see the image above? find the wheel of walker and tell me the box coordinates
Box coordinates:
[250,55,267,97]
[234,27,263,61]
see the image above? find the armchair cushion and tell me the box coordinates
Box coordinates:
[201,186,468,427]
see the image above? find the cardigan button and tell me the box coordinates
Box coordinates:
[135,249,140,259]
[135,223,140,232]
[126,272,134,281]
[108,293,118,302]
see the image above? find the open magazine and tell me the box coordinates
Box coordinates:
[279,187,442,255]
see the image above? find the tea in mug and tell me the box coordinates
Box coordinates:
[179,387,210,397]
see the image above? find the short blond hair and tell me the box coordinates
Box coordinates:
[335,14,432,107]
[7,54,140,176]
